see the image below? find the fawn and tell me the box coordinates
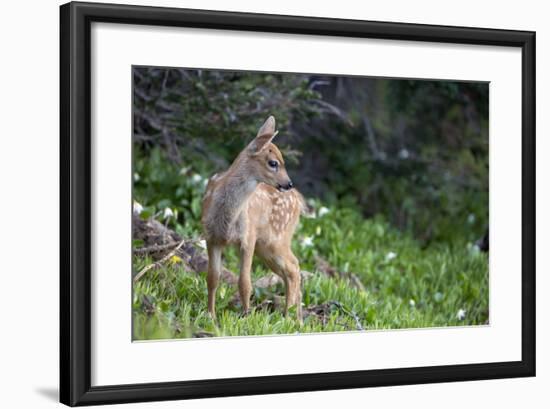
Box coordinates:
[201,116,304,321]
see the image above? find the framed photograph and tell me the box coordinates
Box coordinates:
[60,1,535,406]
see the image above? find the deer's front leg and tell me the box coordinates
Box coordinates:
[207,243,223,319]
[239,237,256,315]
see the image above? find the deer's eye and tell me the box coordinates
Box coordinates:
[268,160,278,169]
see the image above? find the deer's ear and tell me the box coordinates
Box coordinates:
[248,116,278,153]
[257,115,276,137]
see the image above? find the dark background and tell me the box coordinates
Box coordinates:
[133,66,488,247]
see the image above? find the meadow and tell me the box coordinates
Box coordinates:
[132,164,488,340]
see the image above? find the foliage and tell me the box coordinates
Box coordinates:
[134,67,321,167]
[294,78,489,244]
[133,147,205,237]
[133,68,489,245]
[133,194,488,339]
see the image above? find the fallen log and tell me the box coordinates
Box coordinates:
[132,216,365,294]
[132,215,238,285]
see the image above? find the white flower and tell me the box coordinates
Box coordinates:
[467,214,476,224]
[468,242,481,255]
[456,309,466,320]
[163,207,174,219]
[318,206,330,217]
[197,239,207,250]
[179,166,191,175]
[133,172,140,182]
[409,299,416,307]
[398,149,410,159]
[191,174,203,184]
[300,236,314,248]
[385,251,397,261]
[133,201,143,215]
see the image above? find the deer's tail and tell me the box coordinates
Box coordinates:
[293,190,314,217]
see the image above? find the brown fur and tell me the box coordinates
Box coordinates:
[201,116,304,321]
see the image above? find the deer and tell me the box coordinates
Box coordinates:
[201,116,304,322]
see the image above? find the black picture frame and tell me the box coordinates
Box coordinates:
[60,1,536,406]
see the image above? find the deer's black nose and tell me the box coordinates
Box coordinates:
[277,180,294,192]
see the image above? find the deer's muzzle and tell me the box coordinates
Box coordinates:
[277,180,294,192]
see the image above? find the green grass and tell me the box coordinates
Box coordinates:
[132,202,488,340]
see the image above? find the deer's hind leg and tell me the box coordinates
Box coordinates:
[256,244,302,322]
[283,251,302,322]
